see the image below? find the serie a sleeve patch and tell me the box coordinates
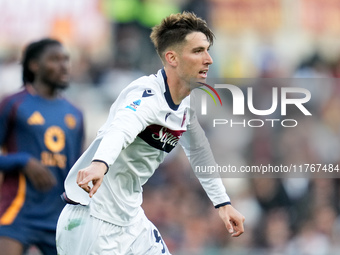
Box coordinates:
[125,99,141,112]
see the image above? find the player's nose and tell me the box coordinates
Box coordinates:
[204,51,213,65]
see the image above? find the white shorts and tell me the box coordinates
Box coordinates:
[56,204,171,255]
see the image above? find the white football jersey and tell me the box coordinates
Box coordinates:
[64,69,230,226]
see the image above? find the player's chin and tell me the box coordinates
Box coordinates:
[196,77,208,85]
[56,74,70,88]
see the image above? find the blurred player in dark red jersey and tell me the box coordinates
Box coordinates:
[0,38,84,255]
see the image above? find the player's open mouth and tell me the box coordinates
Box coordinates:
[199,70,208,78]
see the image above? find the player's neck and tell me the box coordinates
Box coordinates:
[27,82,58,99]
[164,68,190,105]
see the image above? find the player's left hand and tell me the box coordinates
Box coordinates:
[218,204,245,237]
[76,161,107,198]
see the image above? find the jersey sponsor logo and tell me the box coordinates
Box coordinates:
[42,126,67,168]
[44,126,65,153]
[142,89,154,97]
[27,111,45,125]
[125,99,141,111]
[138,124,185,153]
[64,114,77,129]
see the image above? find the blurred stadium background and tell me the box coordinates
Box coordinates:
[1,0,340,254]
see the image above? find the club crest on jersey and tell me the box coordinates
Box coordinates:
[142,89,154,97]
[64,114,77,129]
[125,99,141,111]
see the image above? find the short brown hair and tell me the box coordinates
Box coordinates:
[150,12,214,61]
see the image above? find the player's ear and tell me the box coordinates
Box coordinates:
[164,51,178,67]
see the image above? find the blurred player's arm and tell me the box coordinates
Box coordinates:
[0,154,56,191]
[0,99,56,191]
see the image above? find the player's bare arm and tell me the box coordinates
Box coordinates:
[218,204,245,237]
[77,161,107,197]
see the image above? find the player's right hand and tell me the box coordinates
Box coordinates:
[77,161,107,198]
[24,157,57,191]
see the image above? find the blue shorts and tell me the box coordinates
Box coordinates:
[0,223,57,255]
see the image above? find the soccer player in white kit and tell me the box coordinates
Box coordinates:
[56,12,245,255]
